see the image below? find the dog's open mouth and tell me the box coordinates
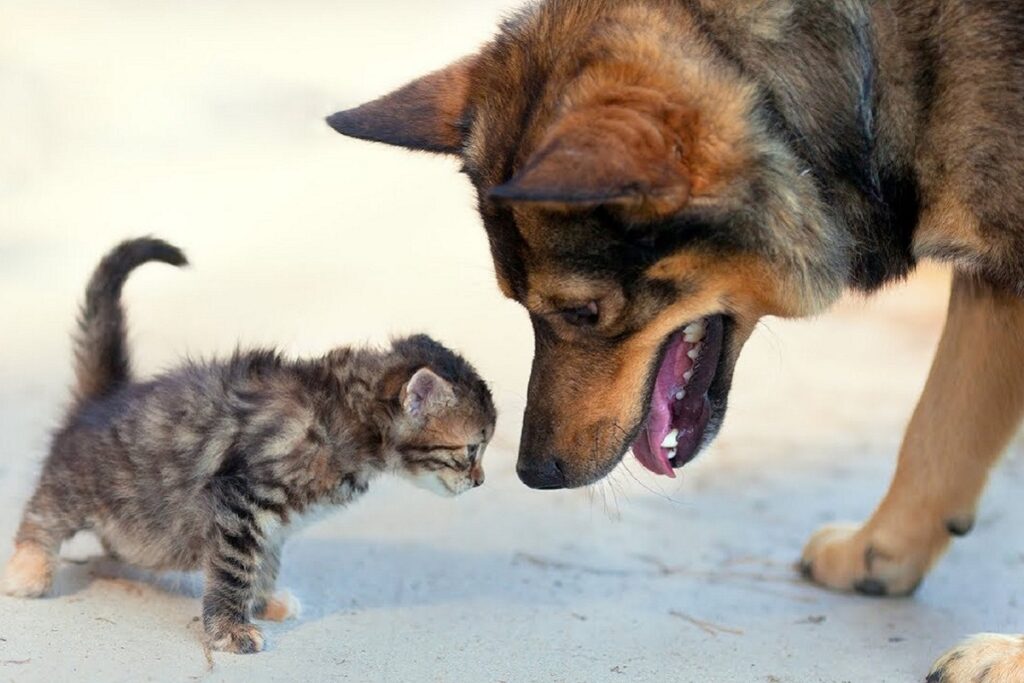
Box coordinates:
[631,315,725,477]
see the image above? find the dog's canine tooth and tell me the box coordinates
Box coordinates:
[661,429,679,449]
[683,320,706,343]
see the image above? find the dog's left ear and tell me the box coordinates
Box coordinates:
[326,56,475,155]
[489,101,692,218]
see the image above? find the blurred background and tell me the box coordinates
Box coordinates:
[1,2,1020,681]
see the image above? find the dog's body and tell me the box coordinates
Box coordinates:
[328,1,1024,678]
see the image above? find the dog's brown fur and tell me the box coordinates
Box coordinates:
[327,0,1024,677]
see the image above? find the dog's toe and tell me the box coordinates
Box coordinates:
[800,523,926,597]
[928,634,1024,682]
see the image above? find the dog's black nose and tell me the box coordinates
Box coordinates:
[517,457,567,490]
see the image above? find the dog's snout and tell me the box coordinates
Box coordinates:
[517,456,567,490]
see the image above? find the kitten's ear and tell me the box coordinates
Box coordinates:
[402,368,455,417]
[326,56,476,154]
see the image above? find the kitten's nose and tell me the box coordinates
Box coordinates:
[471,465,485,487]
[516,456,566,490]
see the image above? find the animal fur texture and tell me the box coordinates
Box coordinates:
[326,1,1024,679]
[2,238,496,654]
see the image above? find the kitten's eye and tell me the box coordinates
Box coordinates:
[559,301,599,328]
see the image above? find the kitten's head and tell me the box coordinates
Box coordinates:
[387,335,496,497]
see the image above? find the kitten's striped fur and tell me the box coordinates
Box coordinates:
[2,238,496,653]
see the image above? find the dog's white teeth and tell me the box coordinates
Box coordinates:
[683,320,706,343]
[661,429,679,449]
[679,327,704,344]
[674,390,686,401]
[667,448,677,461]
[683,370,694,383]
[687,343,702,360]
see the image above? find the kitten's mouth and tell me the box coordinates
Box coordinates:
[630,315,724,477]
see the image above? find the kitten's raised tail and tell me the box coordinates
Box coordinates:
[73,237,187,401]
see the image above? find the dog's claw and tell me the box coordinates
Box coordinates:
[853,578,888,597]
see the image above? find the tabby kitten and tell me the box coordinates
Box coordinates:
[2,238,496,654]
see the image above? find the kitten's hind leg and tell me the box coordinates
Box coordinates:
[252,541,301,622]
[3,542,56,598]
[3,486,80,598]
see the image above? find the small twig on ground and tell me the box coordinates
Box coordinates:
[515,551,819,603]
[2,660,31,666]
[513,552,632,577]
[729,582,819,604]
[669,610,744,636]
[795,615,827,625]
[720,555,797,569]
[95,617,116,625]
[633,554,807,585]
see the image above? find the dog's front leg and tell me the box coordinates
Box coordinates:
[801,271,1024,596]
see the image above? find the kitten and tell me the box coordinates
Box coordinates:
[2,238,496,654]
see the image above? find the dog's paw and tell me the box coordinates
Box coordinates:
[254,589,301,622]
[208,622,265,654]
[928,634,1024,682]
[799,522,929,596]
[2,543,54,598]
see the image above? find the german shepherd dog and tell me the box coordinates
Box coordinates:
[327,1,1024,679]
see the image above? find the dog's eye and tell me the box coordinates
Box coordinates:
[559,302,600,327]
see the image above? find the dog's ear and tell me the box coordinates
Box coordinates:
[489,104,692,217]
[326,56,475,155]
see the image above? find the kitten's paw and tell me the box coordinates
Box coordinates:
[254,589,301,622]
[928,634,1024,682]
[209,622,265,654]
[799,522,930,597]
[2,543,54,598]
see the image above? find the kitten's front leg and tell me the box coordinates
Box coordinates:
[203,519,267,654]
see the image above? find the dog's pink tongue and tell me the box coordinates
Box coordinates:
[631,339,682,478]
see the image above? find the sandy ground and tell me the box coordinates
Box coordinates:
[1,2,1022,681]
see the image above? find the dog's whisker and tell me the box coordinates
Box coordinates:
[620,459,691,508]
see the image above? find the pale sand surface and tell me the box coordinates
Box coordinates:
[1,2,1021,681]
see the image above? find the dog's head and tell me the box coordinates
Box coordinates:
[328,1,852,488]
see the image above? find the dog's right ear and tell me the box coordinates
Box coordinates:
[326,56,475,155]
